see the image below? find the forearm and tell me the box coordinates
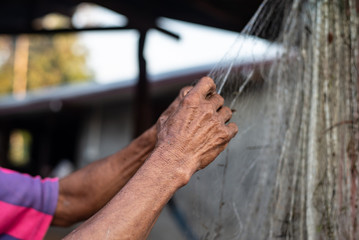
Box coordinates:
[64,149,189,240]
[61,77,238,239]
[53,126,157,226]
[56,76,238,238]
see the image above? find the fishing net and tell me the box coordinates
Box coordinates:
[174,0,359,239]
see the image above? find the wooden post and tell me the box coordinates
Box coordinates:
[13,34,29,99]
[134,29,153,137]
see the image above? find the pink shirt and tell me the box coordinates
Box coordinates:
[0,167,59,240]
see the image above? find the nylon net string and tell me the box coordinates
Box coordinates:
[174,0,359,239]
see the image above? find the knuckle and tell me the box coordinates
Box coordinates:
[216,94,224,105]
[219,94,224,102]
[223,106,232,117]
[227,123,238,137]
[202,76,214,85]
[224,127,231,138]
[181,86,192,97]
[216,93,224,101]
[182,96,193,106]
[217,131,229,143]
[206,81,216,92]
[232,123,239,134]
[159,116,166,123]
[199,77,215,91]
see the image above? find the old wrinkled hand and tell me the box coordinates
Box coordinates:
[156,76,238,176]
[156,86,192,133]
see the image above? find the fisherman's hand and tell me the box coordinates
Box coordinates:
[156,86,192,133]
[155,77,238,180]
[135,86,192,154]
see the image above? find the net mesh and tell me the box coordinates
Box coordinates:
[175,0,359,239]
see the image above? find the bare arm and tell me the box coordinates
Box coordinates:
[52,126,157,226]
[64,77,238,239]
[52,86,191,227]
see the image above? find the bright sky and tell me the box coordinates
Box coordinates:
[74,5,277,84]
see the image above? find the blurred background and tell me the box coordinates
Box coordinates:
[0,0,269,239]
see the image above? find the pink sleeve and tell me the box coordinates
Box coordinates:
[0,167,59,240]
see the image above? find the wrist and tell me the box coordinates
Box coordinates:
[135,125,157,149]
[148,144,196,187]
[115,125,156,168]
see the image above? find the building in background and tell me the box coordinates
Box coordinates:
[0,1,269,239]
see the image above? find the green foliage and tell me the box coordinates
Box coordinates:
[0,37,13,95]
[0,61,13,95]
[0,34,93,96]
[27,34,93,90]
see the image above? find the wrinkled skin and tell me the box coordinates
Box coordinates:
[156,86,193,133]
[61,77,238,240]
[156,77,237,174]
[53,86,192,226]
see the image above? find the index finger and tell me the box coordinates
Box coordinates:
[227,122,239,139]
[192,76,216,98]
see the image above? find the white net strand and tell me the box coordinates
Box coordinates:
[175,0,359,239]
